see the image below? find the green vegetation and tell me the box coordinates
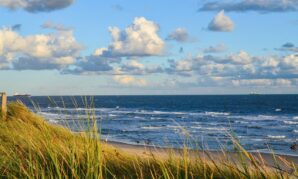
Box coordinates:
[0,102,297,178]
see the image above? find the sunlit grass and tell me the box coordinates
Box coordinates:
[0,102,297,178]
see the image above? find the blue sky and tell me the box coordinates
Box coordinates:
[0,0,298,95]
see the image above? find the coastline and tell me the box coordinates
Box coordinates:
[104,140,298,169]
[1,102,297,178]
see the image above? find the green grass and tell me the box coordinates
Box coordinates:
[0,102,297,178]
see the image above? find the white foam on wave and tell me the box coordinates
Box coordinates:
[38,111,89,120]
[251,138,264,142]
[205,112,230,116]
[141,126,163,130]
[166,125,182,129]
[49,119,58,124]
[191,126,227,131]
[275,108,282,112]
[38,112,62,119]
[230,114,279,121]
[45,107,111,112]
[204,127,227,131]
[135,110,187,115]
[108,114,118,117]
[109,109,197,117]
[283,121,298,125]
[156,111,186,115]
[192,122,201,125]
[293,130,298,133]
[267,135,286,139]
[293,116,298,120]
[238,136,264,142]
[191,126,202,129]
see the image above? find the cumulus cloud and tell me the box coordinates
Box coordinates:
[62,47,121,75]
[0,0,75,13]
[199,0,298,13]
[228,50,253,64]
[280,54,298,71]
[62,17,165,76]
[203,43,227,53]
[166,28,196,43]
[119,60,145,74]
[113,75,147,86]
[0,26,82,70]
[208,10,234,32]
[100,17,165,57]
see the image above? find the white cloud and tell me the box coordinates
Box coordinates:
[175,60,193,71]
[101,17,165,57]
[63,56,117,75]
[0,0,74,12]
[228,51,252,64]
[232,79,272,86]
[200,63,226,75]
[166,28,195,43]
[115,59,163,75]
[113,75,147,86]
[232,79,292,87]
[41,21,71,31]
[275,79,292,86]
[262,57,279,68]
[280,54,298,70]
[126,60,145,69]
[203,43,227,53]
[208,10,234,32]
[166,50,298,87]
[0,26,82,70]
[93,48,108,56]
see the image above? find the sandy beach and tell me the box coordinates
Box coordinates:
[105,140,298,171]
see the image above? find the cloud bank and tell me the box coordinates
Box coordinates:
[199,0,298,13]
[113,75,147,87]
[0,0,75,12]
[0,17,297,89]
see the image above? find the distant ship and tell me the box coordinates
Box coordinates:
[13,93,31,97]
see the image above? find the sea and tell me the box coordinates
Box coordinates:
[9,95,298,156]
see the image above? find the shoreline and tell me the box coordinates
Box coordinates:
[103,140,298,168]
[104,139,298,157]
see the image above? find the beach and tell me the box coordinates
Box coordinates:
[106,140,298,170]
[17,95,298,156]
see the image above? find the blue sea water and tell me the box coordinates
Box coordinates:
[11,95,298,156]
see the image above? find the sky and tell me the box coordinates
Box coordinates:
[0,0,298,95]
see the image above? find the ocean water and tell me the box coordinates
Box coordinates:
[10,95,298,156]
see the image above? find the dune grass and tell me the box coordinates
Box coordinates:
[0,102,297,178]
